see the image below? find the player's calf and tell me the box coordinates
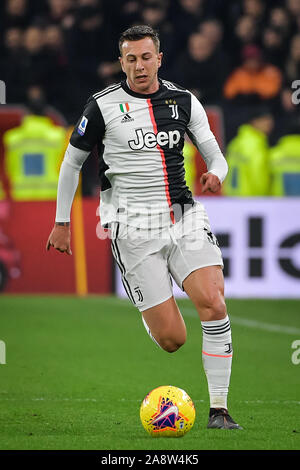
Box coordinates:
[141,314,186,353]
[141,297,187,353]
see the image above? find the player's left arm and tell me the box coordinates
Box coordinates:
[47,96,104,254]
[186,93,228,193]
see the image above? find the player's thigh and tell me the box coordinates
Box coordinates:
[111,223,173,311]
[168,202,224,320]
[142,296,187,347]
[183,265,227,321]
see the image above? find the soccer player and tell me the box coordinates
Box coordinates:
[46,25,242,430]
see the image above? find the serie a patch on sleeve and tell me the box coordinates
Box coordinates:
[77,116,88,136]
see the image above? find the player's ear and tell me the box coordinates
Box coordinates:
[119,56,125,73]
[157,52,163,69]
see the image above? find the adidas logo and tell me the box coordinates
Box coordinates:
[121,113,134,123]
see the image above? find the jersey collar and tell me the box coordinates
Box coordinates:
[121,78,163,99]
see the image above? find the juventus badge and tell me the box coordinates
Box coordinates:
[165,99,179,119]
[169,104,179,120]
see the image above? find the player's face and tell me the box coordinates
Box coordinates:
[119,37,163,94]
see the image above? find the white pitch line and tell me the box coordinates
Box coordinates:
[228,315,300,336]
[181,307,300,336]
[0,397,299,405]
[88,297,300,336]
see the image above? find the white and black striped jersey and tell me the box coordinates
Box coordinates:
[58,78,227,228]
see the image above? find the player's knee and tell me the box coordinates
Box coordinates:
[158,332,186,353]
[161,339,185,353]
[195,291,226,321]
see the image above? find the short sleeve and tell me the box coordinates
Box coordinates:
[70,96,105,152]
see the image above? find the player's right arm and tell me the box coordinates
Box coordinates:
[46,96,105,254]
[186,93,228,193]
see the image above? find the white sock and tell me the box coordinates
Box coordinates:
[201,315,233,410]
[141,315,163,349]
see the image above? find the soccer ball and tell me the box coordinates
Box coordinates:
[140,385,196,437]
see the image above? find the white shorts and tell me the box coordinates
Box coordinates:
[111,201,223,312]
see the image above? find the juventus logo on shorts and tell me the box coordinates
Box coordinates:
[134,287,144,303]
[204,228,219,246]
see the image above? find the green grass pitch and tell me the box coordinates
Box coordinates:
[0,295,299,450]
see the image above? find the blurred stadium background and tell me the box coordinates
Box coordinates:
[0,0,299,451]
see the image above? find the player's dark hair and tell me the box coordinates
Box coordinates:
[119,25,160,55]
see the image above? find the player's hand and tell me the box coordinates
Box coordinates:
[46,224,72,255]
[200,172,221,193]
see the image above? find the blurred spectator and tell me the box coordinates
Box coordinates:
[198,18,224,49]
[63,0,115,101]
[235,15,257,45]
[97,61,122,87]
[3,0,30,29]
[46,0,74,25]
[43,24,74,121]
[223,107,274,196]
[140,1,176,72]
[172,32,228,104]
[223,44,282,105]
[3,86,66,200]
[20,26,60,97]
[224,0,266,40]
[229,15,259,65]
[178,0,205,16]
[268,6,292,40]
[262,26,287,68]
[183,140,197,195]
[0,27,24,103]
[271,87,300,142]
[111,1,141,34]
[285,33,300,86]
[45,23,66,52]
[172,0,207,52]
[2,25,56,105]
[26,85,48,115]
[269,133,300,196]
[4,26,23,50]
[242,0,266,24]
[286,0,300,18]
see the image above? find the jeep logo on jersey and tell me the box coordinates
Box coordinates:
[128,128,181,150]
